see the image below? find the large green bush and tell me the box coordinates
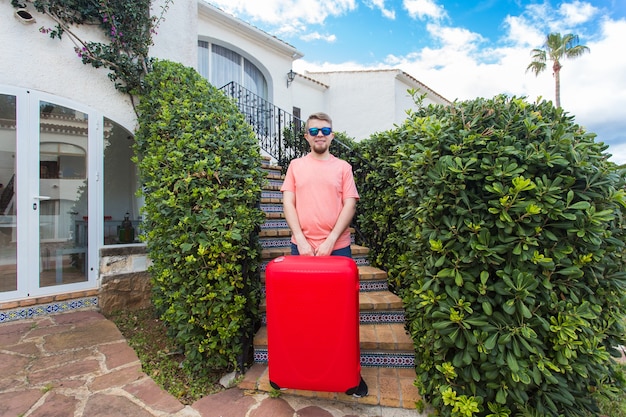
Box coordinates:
[133,60,266,373]
[356,95,626,416]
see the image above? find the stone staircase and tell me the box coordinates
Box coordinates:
[239,158,422,409]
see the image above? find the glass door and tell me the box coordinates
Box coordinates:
[0,93,18,297]
[0,89,97,302]
[37,100,89,290]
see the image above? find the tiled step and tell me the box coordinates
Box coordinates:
[264,179,284,190]
[239,363,422,409]
[261,191,283,203]
[259,291,405,324]
[253,323,415,368]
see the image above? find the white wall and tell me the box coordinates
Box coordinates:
[303,71,402,140]
[151,0,198,68]
[0,2,135,132]
[295,69,451,141]
[290,76,328,122]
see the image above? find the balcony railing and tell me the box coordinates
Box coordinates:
[219,82,308,170]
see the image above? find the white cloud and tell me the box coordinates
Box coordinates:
[426,24,484,50]
[558,1,599,26]
[209,0,357,27]
[403,0,446,21]
[503,15,545,47]
[365,0,396,19]
[300,32,338,42]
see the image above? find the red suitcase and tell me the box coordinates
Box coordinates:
[265,255,361,393]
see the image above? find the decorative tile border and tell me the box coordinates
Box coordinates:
[260,204,284,213]
[359,280,389,292]
[0,296,99,324]
[267,179,284,188]
[261,191,283,200]
[259,310,405,325]
[359,311,405,324]
[360,352,415,368]
[253,349,415,368]
[261,237,292,248]
[261,220,289,230]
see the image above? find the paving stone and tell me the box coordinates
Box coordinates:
[0,351,30,379]
[28,392,79,417]
[191,387,258,417]
[90,363,145,391]
[0,373,27,392]
[28,358,101,385]
[0,389,43,417]
[83,392,155,417]
[0,321,32,345]
[29,348,94,372]
[99,340,140,369]
[52,310,106,326]
[31,316,56,328]
[2,340,39,355]
[250,396,295,417]
[26,323,74,339]
[43,319,123,352]
[296,405,334,417]
[124,377,185,414]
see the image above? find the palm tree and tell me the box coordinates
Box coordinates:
[526,32,590,108]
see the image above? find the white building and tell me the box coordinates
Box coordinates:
[0,1,449,311]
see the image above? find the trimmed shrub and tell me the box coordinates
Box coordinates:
[133,60,266,373]
[356,94,626,416]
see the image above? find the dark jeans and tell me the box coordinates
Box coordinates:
[290,243,352,258]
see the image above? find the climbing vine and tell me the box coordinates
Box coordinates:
[11,0,171,103]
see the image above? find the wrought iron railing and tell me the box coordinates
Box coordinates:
[219,82,308,170]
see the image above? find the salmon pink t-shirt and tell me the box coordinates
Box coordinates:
[281,154,359,251]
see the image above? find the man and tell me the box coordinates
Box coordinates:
[280,112,368,397]
[281,112,359,257]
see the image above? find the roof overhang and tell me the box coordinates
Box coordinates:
[198,1,304,61]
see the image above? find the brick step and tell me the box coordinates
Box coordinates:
[259,228,291,238]
[260,203,284,216]
[259,308,406,326]
[253,323,415,368]
[259,290,404,321]
[259,290,402,313]
[264,179,284,190]
[238,363,421,409]
[259,226,356,238]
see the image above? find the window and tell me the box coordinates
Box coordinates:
[198,41,268,100]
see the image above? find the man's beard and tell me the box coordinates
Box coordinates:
[312,142,328,154]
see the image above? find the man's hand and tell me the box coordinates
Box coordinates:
[295,237,315,256]
[315,238,336,257]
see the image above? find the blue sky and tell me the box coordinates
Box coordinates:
[207,0,626,163]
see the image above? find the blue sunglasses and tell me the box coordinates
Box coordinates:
[308,127,332,136]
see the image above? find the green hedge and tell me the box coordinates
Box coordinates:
[133,60,266,373]
[355,94,626,416]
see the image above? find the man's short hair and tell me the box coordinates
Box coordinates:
[306,112,332,128]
